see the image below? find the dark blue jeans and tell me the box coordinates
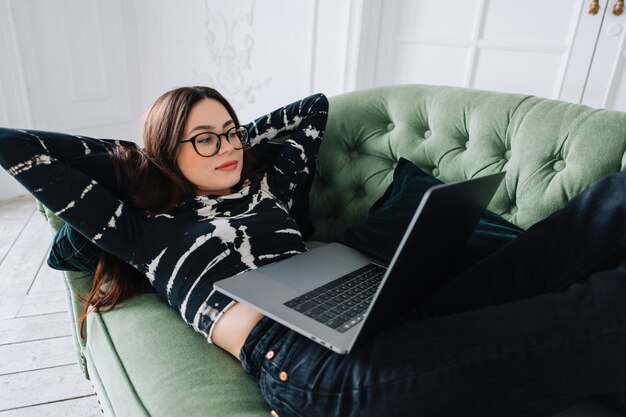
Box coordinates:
[239,172,626,417]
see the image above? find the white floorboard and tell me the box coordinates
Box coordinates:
[0,196,101,415]
[0,312,71,345]
[0,336,76,375]
[0,198,36,265]
[0,209,54,320]
[0,365,95,410]
[29,262,65,294]
[0,396,102,417]
[17,291,68,318]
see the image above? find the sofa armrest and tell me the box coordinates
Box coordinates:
[36,199,92,378]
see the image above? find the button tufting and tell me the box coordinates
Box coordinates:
[350,150,359,158]
[424,130,432,139]
[392,162,398,169]
[553,160,565,172]
[432,168,440,177]
[387,122,395,131]
[504,150,512,160]
[465,141,470,149]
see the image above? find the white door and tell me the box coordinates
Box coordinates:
[0,0,140,200]
[581,0,626,111]
[9,0,139,138]
[365,0,605,102]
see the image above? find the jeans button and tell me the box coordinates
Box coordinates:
[266,351,275,360]
[279,371,288,381]
[270,410,279,417]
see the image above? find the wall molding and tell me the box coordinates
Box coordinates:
[0,0,32,199]
[309,0,320,94]
[0,0,33,128]
[353,0,383,89]
[343,0,364,92]
[195,0,271,112]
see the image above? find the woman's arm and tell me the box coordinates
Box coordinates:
[0,128,150,264]
[243,93,329,207]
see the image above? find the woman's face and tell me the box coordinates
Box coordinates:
[177,98,244,196]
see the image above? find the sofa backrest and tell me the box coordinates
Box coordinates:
[309,84,626,242]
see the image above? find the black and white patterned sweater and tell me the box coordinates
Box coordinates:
[0,93,328,342]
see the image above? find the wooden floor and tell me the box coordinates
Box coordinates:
[0,196,102,416]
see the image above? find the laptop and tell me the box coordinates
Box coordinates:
[214,171,505,354]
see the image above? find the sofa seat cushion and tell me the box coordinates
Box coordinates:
[86,293,268,417]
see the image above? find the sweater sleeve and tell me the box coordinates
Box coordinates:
[0,128,150,264]
[243,93,329,208]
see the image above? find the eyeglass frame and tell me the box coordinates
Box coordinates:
[177,125,249,157]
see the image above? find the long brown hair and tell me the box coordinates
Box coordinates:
[79,86,259,338]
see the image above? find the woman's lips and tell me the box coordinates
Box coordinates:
[215,160,238,171]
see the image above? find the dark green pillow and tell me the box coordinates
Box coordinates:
[336,158,523,273]
[48,224,100,272]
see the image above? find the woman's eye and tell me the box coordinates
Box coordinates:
[196,134,214,144]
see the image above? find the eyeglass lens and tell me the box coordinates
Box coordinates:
[194,127,247,156]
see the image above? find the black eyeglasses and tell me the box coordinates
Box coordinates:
[178,126,249,157]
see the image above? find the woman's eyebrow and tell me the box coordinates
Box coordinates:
[189,120,234,134]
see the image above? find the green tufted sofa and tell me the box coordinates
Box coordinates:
[38,84,626,416]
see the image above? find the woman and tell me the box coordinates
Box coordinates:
[1,86,625,417]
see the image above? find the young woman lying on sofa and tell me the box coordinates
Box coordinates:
[0,86,625,417]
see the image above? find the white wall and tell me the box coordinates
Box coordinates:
[1,0,621,202]
[0,0,366,200]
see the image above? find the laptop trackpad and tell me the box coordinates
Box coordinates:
[258,244,370,291]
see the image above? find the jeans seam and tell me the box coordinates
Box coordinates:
[276,334,305,370]
[260,368,310,417]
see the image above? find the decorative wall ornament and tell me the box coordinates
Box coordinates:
[194,0,271,112]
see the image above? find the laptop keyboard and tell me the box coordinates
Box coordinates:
[283,263,386,333]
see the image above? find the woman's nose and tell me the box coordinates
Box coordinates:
[218,137,236,154]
